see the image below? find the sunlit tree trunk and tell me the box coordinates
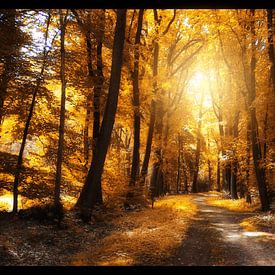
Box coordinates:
[191,93,204,193]
[207,134,212,191]
[141,10,160,179]
[249,10,270,211]
[54,9,67,209]
[245,120,252,202]
[267,9,275,93]
[230,110,239,200]
[176,133,181,194]
[75,9,127,220]
[216,154,221,191]
[129,9,144,186]
[12,11,51,213]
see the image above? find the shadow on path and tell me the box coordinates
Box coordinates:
[170,193,275,266]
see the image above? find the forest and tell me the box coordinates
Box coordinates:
[0,9,274,266]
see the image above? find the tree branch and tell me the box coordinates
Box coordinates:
[162,9,177,36]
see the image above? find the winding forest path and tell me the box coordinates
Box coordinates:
[1,193,274,266]
[171,193,275,266]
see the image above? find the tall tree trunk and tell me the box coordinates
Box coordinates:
[245,120,251,201]
[191,93,204,193]
[207,134,212,191]
[54,10,67,208]
[249,10,270,211]
[262,105,268,185]
[267,9,275,93]
[230,111,239,199]
[75,9,127,220]
[176,133,181,194]
[129,9,144,186]
[141,10,160,179]
[93,10,105,157]
[84,30,94,167]
[93,10,105,204]
[73,10,105,204]
[208,159,212,191]
[230,161,238,199]
[12,11,51,213]
[216,154,221,191]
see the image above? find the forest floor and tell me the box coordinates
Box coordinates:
[0,192,274,266]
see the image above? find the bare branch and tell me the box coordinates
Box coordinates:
[171,45,203,76]
[162,9,177,36]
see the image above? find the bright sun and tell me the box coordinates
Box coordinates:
[187,71,213,109]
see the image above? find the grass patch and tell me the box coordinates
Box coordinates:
[206,197,259,212]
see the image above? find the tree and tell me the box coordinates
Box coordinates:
[191,90,204,193]
[267,9,275,93]
[54,9,68,211]
[0,9,30,127]
[129,9,144,186]
[141,9,160,180]
[248,9,269,211]
[12,11,51,213]
[75,9,127,220]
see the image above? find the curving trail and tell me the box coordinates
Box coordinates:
[171,193,275,266]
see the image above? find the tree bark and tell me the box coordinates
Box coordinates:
[92,10,105,204]
[54,9,67,208]
[141,10,160,179]
[12,11,51,213]
[176,133,181,194]
[249,10,270,211]
[75,9,127,219]
[230,111,239,200]
[129,9,144,186]
[191,93,204,193]
[267,9,275,93]
[216,154,221,191]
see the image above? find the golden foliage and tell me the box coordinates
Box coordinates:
[206,197,259,212]
[72,195,197,265]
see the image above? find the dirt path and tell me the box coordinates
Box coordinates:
[171,193,275,266]
[1,193,274,266]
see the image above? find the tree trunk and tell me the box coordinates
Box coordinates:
[245,120,251,200]
[176,133,181,194]
[230,161,238,199]
[141,11,160,179]
[191,93,204,193]
[54,10,67,208]
[75,9,127,219]
[92,10,105,204]
[129,9,144,186]
[208,159,212,191]
[249,10,270,211]
[230,111,239,200]
[84,31,94,165]
[216,154,221,191]
[262,106,268,185]
[12,12,51,213]
[207,134,212,191]
[267,9,275,93]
